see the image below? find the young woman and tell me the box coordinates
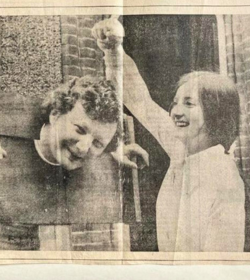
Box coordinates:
[93,18,246,252]
[156,72,245,252]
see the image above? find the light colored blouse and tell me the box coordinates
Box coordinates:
[157,145,245,252]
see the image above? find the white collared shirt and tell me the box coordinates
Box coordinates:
[156,145,245,252]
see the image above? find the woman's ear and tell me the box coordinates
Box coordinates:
[49,109,60,124]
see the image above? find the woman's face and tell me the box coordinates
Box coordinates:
[170,79,209,145]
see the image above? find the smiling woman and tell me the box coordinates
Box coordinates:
[176,72,240,152]
[169,76,208,155]
[130,67,245,252]
[93,17,246,252]
[169,71,240,156]
[156,71,244,252]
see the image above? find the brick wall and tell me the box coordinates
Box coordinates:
[224,15,250,182]
[224,15,250,251]
[60,15,105,81]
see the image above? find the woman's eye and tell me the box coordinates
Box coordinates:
[185,101,195,107]
[75,125,86,135]
[93,139,104,149]
[171,101,177,108]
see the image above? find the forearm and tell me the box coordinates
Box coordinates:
[104,46,123,97]
[104,47,152,106]
[104,48,176,155]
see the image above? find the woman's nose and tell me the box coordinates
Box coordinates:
[171,103,184,117]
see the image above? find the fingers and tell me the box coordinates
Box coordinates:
[121,156,138,169]
[124,144,149,167]
[111,152,138,169]
[92,19,124,52]
[110,150,122,163]
[92,18,124,45]
[109,18,125,37]
[95,28,104,40]
[0,148,7,159]
[111,143,149,170]
[96,26,108,40]
[92,19,107,40]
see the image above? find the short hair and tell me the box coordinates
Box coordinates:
[41,76,120,124]
[170,71,240,153]
[41,76,121,151]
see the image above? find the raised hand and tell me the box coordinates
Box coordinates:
[92,18,124,52]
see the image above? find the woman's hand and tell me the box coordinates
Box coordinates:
[111,143,149,169]
[92,18,124,53]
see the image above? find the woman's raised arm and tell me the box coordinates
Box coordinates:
[92,18,183,158]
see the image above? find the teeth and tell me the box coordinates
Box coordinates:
[175,121,189,127]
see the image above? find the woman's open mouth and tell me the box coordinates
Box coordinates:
[175,121,189,127]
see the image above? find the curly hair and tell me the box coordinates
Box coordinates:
[170,71,240,154]
[41,76,120,123]
[41,76,121,151]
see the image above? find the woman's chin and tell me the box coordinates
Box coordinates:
[173,132,188,143]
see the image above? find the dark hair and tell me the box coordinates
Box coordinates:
[170,71,240,153]
[41,76,121,151]
[41,76,120,123]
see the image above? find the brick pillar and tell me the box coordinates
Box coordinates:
[61,15,105,81]
[60,15,126,251]
[224,15,250,182]
[224,15,250,251]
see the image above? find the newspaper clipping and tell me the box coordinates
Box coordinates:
[0,0,250,264]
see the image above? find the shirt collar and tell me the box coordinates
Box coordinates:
[34,124,60,166]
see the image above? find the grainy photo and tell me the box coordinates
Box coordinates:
[0,13,249,258]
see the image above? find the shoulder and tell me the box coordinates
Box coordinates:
[199,145,238,176]
[197,145,244,195]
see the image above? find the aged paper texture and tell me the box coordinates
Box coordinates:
[0,0,250,264]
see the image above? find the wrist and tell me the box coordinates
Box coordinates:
[105,45,123,55]
[104,46,123,65]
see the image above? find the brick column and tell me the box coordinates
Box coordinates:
[61,15,105,81]
[224,15,250,182]
[60,15,126,251]
[224,15,250,251]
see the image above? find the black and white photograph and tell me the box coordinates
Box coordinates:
[0,2,250,266]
